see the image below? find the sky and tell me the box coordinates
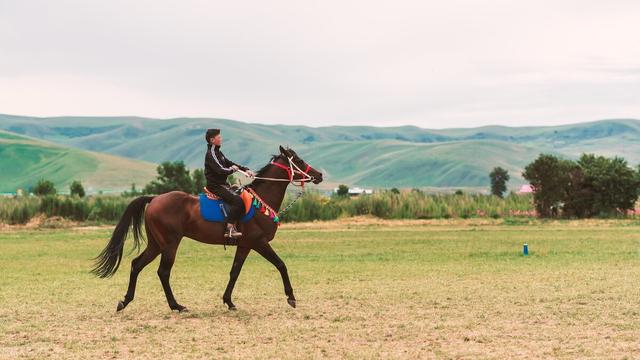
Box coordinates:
[1,0,639,128]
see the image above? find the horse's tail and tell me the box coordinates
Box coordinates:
[91,196,155,278]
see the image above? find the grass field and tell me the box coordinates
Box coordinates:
[1,218,639,359]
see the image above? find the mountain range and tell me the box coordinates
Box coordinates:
[0,128,157,193]
[1,113,639,193]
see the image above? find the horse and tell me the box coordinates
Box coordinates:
[91,145,323,312]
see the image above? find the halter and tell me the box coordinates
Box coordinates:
[270,157,314,187]
[236,156,316,224]
[238,156,314,188]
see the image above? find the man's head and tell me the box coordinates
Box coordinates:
[205,129,222,146]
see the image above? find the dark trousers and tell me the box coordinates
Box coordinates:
[208,184,244,223]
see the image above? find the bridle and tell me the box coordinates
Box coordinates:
[238,155,315,188]
[237,155,317,222]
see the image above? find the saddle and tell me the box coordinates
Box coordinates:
[199,187,255,223]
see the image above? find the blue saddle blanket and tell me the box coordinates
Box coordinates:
[199,194,254,223]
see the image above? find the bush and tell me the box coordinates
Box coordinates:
[33,179,57,196]
[69,180,86,198]
[0,189,546,225]
[2,198,39,224]
[336,185,349,197]
[39,195,91,221]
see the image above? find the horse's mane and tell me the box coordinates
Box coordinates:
[247,154,283,188]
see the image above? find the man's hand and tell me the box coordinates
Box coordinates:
[245,170,255,178]
[230,165,239,172]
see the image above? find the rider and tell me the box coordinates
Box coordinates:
[204,128,254,238]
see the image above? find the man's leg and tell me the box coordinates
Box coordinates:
[209,185,243,237]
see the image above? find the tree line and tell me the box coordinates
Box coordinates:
[488,153,640,218]
[14,153,640,223]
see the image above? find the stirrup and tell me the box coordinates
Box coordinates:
[225,226,242,238]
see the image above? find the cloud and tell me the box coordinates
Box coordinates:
[1,0,639,128]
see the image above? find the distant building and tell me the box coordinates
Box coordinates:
[333,187,374,196]
[518,184,534,193]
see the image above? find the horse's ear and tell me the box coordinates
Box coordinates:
[279,145,287,155]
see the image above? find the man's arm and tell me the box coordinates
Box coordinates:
[207,151,234,176]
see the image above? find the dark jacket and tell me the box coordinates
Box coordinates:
[204,145,248,188]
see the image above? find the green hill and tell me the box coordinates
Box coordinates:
[0,129,157,193]
[302,140,547,188]
[1,113,639,189]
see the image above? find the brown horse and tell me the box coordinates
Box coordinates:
[91,146,323,312]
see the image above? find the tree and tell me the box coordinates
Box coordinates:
[144,161,195,195]
[524,153,640,218]
[522,154,573,218]
[69,180,86,197]
[33,179,57,196]
[561,164,593,218]
[637,165,640,197]
[576,154,639,216]
[336,184,349,197]
[191,169,205,194]
[489,167,510,198]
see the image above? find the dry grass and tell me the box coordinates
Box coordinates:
[1,219,639,359]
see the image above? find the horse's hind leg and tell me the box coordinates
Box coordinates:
[157,241,187,312]
[117,244,160,312]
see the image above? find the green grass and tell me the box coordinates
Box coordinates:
[1,220,639,358]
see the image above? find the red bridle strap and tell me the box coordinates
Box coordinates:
[270,161,313,186]
[270,161,293,181]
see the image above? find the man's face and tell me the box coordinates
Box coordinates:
[212,134,222,146]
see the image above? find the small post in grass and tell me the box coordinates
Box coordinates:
[523,243,529,256]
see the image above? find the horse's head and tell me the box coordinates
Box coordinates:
[278,145,323,184]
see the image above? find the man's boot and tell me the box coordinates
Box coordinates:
[225,223,242,238]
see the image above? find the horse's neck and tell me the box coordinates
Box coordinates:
[252,177,289,212]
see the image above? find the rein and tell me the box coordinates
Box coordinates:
[238,156,314,187]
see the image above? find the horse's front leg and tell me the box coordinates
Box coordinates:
[222,245,251,310]
[253,242,296,308]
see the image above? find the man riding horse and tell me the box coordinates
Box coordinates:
[204,128,255,238]
[92,138,323,312]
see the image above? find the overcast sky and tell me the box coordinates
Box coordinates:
[1,0,639,128]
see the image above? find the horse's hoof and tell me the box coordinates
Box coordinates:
[287,298,297,308]
[116,300,126,312]
[172,305,188,313]
[223,299,237,311]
